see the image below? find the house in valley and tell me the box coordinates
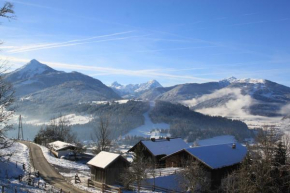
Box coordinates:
[87,151,129,185]
[48,141,76,158]
[128,137,189,166]
[161,143,247,189]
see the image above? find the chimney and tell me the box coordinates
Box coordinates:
[166,137,170,141]
[151,138,155,142]
[232,143,236,149]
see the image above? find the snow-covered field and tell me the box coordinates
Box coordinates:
[38,145,101,192]
[39,145,89,172]
[124,112,170,138]
[0,142,46,193]
[24,113,93,126]
[92,99,130,105]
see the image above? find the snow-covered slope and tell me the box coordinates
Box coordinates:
[5,59,56,82]
[4,59,121,119]
[140,76,290,117]
[110,80,162,98]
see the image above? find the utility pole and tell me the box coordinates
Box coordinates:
[18,115,23,140]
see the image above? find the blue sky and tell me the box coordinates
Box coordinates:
[0,0,290,86]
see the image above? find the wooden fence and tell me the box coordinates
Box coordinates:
[87,179,122,193]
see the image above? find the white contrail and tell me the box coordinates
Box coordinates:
[0,56,214,82]
[8,31,135,53]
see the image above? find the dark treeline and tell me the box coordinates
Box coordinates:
[76,101,150,139]
[150,101,253,142]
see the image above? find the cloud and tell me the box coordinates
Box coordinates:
[183,88,254,118]
[280,104,290,115]
[0,56,214,82]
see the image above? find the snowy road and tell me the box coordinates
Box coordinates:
[20,141,88,193]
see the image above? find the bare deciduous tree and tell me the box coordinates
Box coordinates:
[0,1,15,160]
[121,146,148,193]
[221,127,290,193]
[0,2,14,19]
[178,160,211,193]
[34,115,76,145]
[92,115,111,152]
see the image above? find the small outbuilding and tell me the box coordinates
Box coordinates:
[128,137,189,166]
[161,143,247,189]
[48,141,76,158]
[87,151,129,185]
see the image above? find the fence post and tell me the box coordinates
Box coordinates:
[2,186,4,193]
[102,183,105,193]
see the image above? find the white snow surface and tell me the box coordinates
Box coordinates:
[194,135,236,146]
[221,76,265,84]
[0,142,46,193]
[124,112,170,138]
[0,142,29,178]
[14,59,49,79]
[92,99,130,105]
[39,145,89,171]
[87,151,121,169]
[110,80,162,93]
[51,114,93,125]
[185,143,247,169]
[48,140,75,151]
[141,138,189,156]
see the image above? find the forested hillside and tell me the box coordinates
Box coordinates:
[150,101,253,142]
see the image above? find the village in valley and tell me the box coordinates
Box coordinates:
[1,1,290,193]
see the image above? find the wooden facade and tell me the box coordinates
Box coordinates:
[163,149,241,189]
[89,156,129,185]
[128,138,189,167]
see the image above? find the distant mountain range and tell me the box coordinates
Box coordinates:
[5,60,290,119]
[5,59,121,118]
[110,80,162,98]
[139,77,290,117]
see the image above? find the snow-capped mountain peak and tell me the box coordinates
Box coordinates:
[220,77,265,85]
[12,59,56,80]
[135,80,162,92]
[110,80,162,98]
[111,81,123,89]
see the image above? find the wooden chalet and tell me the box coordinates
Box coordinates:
[161,143,247,189]
[128,137,189,166]
[48,141,76,158]
[87,151,129,185]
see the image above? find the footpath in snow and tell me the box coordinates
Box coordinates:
[124,112,170,138]
[0,142,46,193]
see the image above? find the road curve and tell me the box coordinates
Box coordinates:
[20,141,88,193]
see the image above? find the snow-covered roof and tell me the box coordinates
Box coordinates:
[140,138,189,156]
[87,151,126,169]
[184,143,247,169]
[48,141,76,151]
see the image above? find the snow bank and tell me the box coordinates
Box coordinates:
[0,143,30,178]
[0,142,46,193]
[39,145,89,171]
[124,112,170,138]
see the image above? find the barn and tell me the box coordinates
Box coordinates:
[48,141,76,158]
[87,151,129,185]
[128,137,189,166]
[161,143,247,189]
